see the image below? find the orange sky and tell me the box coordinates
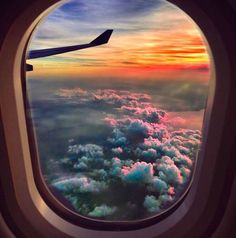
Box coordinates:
[27,0,210,80]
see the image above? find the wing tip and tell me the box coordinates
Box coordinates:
[90,29,113,46]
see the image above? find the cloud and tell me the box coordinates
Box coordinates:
[144,195,161,213]
[68,143,104,157]
[106,117,168,143]
[147,177,168,194]
[143,193,174,213]
[111,147,123,155]
[88,204,117,218]
[57,0,165,23]
[107,128,128,147]
[56,88,88,98]
[105,116,171,144]
[52,88,201,218]
[52,176,108,193]
[127,119,151,139]
[156,156,184,186]
[180,167,191,182]
[56,88,152,110]
[68,144,104,170]
[142,148,157,162]
[58,87,200,184]
[93,89,151,107]
[121,162,154,183]
[56,87,207,115]
[121,106,166,123]
[109,157,134,177]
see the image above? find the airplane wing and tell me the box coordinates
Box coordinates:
[26,29,113,59]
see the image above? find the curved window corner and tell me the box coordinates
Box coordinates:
[23,0,212,230]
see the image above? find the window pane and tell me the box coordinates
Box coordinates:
[25,0,211,221]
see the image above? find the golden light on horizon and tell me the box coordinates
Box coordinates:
[27,0,210,80]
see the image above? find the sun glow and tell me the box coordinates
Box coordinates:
[28,0,209,79]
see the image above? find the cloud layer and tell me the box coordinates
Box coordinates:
[50,88,201,220]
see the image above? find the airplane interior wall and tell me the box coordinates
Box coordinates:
[0,0,235,237]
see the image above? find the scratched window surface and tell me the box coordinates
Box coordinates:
[26,0,210,220]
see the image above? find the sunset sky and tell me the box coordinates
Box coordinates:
[27,0,210,79]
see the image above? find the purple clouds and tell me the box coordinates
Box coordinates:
[56,88,151,108]
[53,88,202,219]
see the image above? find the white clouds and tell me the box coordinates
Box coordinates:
[30,0,189,52]
[68,144,104,171]
[68,143,104,157]
[52,177,108,193]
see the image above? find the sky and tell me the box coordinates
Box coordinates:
[27,0,210,80]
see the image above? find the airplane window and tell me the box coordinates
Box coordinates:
[25,0,211,224]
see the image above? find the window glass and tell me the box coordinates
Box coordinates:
[26,0,210,221]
